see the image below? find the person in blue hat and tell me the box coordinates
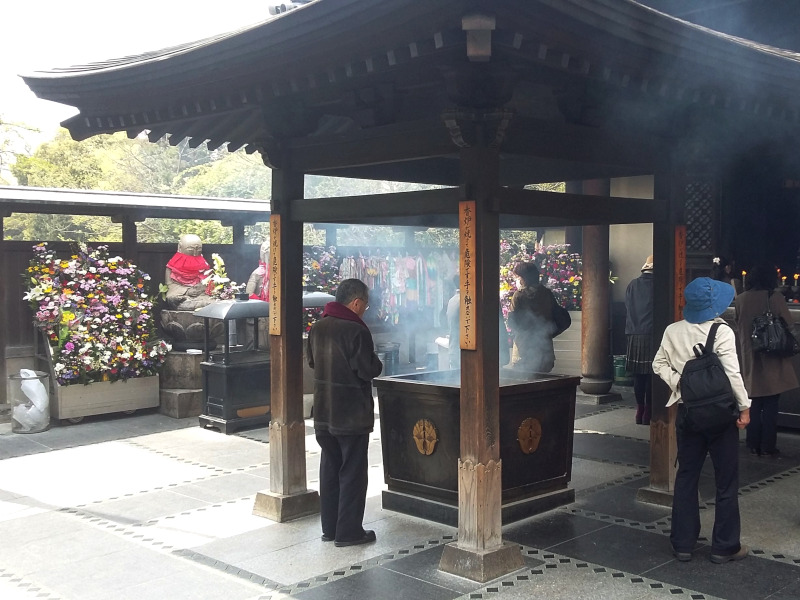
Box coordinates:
[652,277,751,564]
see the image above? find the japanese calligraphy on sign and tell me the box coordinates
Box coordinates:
[269,215,282,335]
[459,201,477,350]
[674,225,686,322]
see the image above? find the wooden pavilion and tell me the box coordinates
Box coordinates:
[22,0,800,581]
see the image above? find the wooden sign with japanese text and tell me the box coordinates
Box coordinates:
[459,201,477,350]
[674,225,687,322]
[269,215,282,335]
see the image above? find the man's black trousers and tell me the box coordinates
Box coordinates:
[316,430,370,543]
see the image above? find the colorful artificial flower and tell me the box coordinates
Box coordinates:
[22,242,170,386]
[202,253,243,300]
[499,242,584,323]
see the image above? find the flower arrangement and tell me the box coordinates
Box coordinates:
[302,246,341,334]
[202,253,243,300]
[23,243,170,386]
[500,242,583,320]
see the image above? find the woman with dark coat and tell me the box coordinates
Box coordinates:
[625,255,655,425]
[507,261,570,373]
[734,265,799,456]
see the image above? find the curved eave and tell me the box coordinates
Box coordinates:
[21,0,452,106]
[23,0,800,99]
[20,0,800,153]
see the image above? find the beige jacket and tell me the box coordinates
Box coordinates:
[652,317,750,411]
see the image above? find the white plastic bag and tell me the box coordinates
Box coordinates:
[19,369,48,411]
[12,369,49,432]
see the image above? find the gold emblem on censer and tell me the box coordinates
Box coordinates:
[412,419,438,455]
[517,417,542,454]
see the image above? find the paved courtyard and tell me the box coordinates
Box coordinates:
[1,386,799,599]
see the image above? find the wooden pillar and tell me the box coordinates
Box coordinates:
[253,167,320,521]
[111,214,140,265]
[0,211,7,403]
[637,164,680,505]
[579,180,613,396]
[229,219,247,284]
[439,143,523,582]
[323,225,337,248]
[563,181,583,253]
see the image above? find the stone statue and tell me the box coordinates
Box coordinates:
[245,241,271,349]
[160,234,223,351]
[164,234,213,311]
[246,241,270,300]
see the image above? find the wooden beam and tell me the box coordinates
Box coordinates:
[497,117,661,171]
[289,115,664,176]
[288,119,455,172]
[496,187,667,224]
[290,187,462,223]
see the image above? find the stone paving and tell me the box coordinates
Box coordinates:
[0,387,798,599]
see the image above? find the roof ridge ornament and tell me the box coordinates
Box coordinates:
[269,1,314,16]
[462,13,496,62]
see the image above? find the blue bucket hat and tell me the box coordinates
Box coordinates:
[682,277,735,324]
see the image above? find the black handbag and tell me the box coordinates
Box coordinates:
[751,291,800,356]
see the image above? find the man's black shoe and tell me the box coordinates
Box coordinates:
[710,545,748,564]
[334,530,376,547]
[321,534,334,542]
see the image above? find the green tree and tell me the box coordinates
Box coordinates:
[3,213,121,242]
[95,136,212,194]
[0,116,37,185]
[176,152,271,199]
[137,218,232,244]
[12,130,102,189]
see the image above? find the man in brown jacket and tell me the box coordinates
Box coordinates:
[307,278,383,547]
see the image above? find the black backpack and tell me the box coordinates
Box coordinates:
[679,322,739,434]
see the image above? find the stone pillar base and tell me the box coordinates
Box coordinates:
[439,541,524,582]
[575,390,622,405]
[636,485,674,507]
[579,377,613,395]
[252,489,320,522]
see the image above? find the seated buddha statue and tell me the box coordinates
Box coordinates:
[164,234,213,311]
[246,241,270,301]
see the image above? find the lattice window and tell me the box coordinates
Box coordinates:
[684,180,714,252]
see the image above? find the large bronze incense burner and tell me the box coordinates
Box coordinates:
[375,369,579,526]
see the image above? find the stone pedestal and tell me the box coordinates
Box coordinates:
[159,351,203,418]
[160,310,224,351]
[161,352,203,389]
[160,389,203,419]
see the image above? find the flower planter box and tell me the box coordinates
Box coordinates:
[52,375,160,421]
